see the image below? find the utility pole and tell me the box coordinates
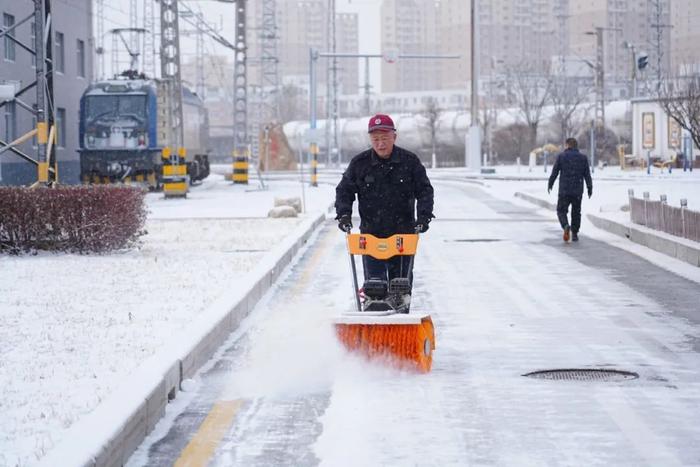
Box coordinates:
[34,0,55,185]
[160,0,188,197]
[95,0,105,79]
[650,0,672,88]
[143,0,157,78]
[0,0,57,185]
[253,0,279,175]
[623,41,637,98]
[468,0,481,171]
[129,0,138,60]
[325,0,340,167]
[585,27,620,130]
[230,0,249,184]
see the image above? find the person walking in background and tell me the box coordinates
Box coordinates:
[548,137,593,242]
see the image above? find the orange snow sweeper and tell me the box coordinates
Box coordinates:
[334,230,435,373]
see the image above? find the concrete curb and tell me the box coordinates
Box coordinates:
[513,191,700,268]
[587,213,700,267]
[39,211,327,467]
[513,191,557,210]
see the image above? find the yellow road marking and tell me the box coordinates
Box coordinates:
[174,399,243,467]
[174,224,335,465]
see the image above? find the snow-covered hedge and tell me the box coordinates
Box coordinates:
[0,186,147,254]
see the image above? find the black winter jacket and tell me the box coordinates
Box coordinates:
[548,148,593,197]
[335,145,434,237]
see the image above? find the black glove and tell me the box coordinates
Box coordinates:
[415,217,431,233]
[337,215,352,232]
[588,188,593,199]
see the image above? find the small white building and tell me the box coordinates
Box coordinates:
[631,98,699,163]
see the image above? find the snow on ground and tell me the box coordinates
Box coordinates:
[464,164,700,283]
[131,173,700,466]
[2,164,699,466]
[0,174,334,467]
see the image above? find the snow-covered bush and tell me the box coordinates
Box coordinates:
[268,205,298,218]
[0,186,147,254]
[273,196,302,213]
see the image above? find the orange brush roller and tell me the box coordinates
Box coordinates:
[335,314,435,373]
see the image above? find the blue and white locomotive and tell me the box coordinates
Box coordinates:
[79,76,210,187]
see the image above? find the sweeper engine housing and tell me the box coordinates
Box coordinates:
[335,233,436,373]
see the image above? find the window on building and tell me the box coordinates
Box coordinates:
[56,108,66,148]
[55,31,64,73]
[3,13,15,61]
[30,22,36,66]
[76,39,85,77]
[4,101,16,141]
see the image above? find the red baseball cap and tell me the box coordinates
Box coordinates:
[368,114,395,133]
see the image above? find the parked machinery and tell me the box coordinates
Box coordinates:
[78,75,210,188]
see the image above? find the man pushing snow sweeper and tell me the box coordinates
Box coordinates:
[333,114,437,372]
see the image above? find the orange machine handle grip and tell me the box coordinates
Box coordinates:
[346,233,419,259]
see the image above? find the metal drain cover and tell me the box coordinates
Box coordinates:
[523,368,639,382]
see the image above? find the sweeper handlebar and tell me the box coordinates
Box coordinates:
[345,232,419,259]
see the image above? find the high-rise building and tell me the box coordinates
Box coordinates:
[380,0,563,93]
[568,0,671,94]
[437,0,470,90]
[0,0,93,185]
[248,1,358,96]
[670,0,700,75]
[336,12,359,95]
[380,0,442,93]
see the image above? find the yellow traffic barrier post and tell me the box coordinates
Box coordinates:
[310,142,318,187]
[231,148,249,184]
[162,146,189,198]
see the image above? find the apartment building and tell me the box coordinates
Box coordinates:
[670,0,700,75]
[568,0,671,91]
[247,0,358,95]
[381,0,562,93]
[380,0,443,93]
[0,0,93,185]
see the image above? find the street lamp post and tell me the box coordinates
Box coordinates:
[623,41,638,98]
[468,0,481,171]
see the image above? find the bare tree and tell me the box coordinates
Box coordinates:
[550,77,591,143]
[659,76,700,150]
[509,63,554,152]
[492,123,530,163]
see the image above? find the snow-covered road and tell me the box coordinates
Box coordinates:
[128,179,700,466]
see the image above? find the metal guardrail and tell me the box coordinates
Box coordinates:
[629,189,700,243]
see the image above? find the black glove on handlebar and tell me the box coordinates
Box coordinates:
[337,215,352,232]
[415,216,431,233]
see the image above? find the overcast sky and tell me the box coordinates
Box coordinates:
[105,0,382,90]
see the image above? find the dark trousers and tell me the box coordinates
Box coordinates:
[557,194,583,233]
[362,255,414,291]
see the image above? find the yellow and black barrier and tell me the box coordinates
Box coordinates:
[162,147,188,198]
[226,148,249,184]
[310,142,318,187]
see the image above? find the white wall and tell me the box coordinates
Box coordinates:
[632,99,700,161]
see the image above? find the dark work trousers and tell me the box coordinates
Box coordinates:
[557,194,583,233]
[362,255,414,292]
